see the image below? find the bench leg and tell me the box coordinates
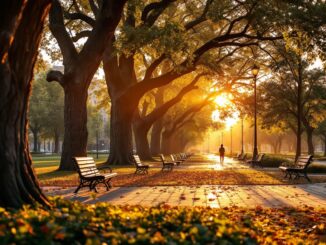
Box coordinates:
[284,171,288,178]
[91,181,99,192]
[304,173,311,182]
[294,173,300,180]
[88,180,95,191]
[74,183,83,194]
[106,179,113,190]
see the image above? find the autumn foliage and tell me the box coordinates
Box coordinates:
[0,197,324,244]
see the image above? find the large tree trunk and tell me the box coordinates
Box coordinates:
[161,131,174,154]
[54,130,60,153]
[32,129,39,152]
[277,136,283,154]
[0,0,51,208]
[323,136,326,157]
[133,122,152,160]
[150,120,163,155]
[271,142,277,154]
[107,98,134,165]
[295,60,303,160]
[306,128,314,155]
[103,44,137,165]
[59,83,88,170]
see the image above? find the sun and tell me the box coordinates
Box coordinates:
[214,94,229,107]
[225,115,238,129]
[214,93,234,107]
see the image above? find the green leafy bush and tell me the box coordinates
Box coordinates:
[260,155,290,168]
[0,197,325,244]
[259,154,326,173]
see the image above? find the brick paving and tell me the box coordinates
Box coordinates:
[45,183,326,208]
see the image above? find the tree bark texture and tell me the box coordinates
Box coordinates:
[150,119,163,155]
[59,83,88,170]
[133,120,152,160]
[161,130,174,154]
[295,60,303,160]
[54,130,60,153]
[306,128,314,155]
[31,129,39,152]
[103,43,137,165]
[108,97,134,165]
[0,0,51,208]
[323,136,326,157]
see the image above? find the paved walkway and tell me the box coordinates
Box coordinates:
[44,154,326,208]
[45,183,326,208]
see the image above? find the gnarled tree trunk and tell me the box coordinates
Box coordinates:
[161,130,174,154]
[306,127,314,155]
[295,60,303,160]
[0,0,51,208]
[150,120,163,155]
[59,83,88,170]
[54,131,60,153]
[108,97,134,164]
[31,129,39,152]
[323,136,326,157]
[133,122,152,160]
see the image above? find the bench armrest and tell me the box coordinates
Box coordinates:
[97,166,113,173]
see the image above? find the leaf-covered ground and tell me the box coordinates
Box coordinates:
[0,197,325,244]
[37,168,326,187]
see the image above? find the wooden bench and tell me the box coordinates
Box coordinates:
[174,154,185,163]
[239,153,247,161]
[73,157,117,193]
[233,153,241,160]
[159,154,176,171]
[279,155,313,182]
[132,155,149,174]
[246,153,265,168]
[170,154,181,166]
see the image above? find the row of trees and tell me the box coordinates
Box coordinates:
[44,0,290,170]
[29,73,64,153]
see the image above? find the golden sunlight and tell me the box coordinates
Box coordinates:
[214,94,230,107]
[224,115,238,129]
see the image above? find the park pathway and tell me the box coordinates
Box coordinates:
[45,183,326,208]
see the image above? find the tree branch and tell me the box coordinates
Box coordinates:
[71,30,92,42]
[46,70,64,87]
[142,73,205,129]
[49,0,77,64]
[89,0,99,18]
[141,0,176,26]
[184,0,213,30]
[64,12,96,27]
[143,54,166,80]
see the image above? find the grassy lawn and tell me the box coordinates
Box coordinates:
[37,169,326,187]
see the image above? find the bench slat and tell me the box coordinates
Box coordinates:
[76,160,95,164]
[78,163,97,168]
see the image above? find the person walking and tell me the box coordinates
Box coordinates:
[219,144,225,165]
